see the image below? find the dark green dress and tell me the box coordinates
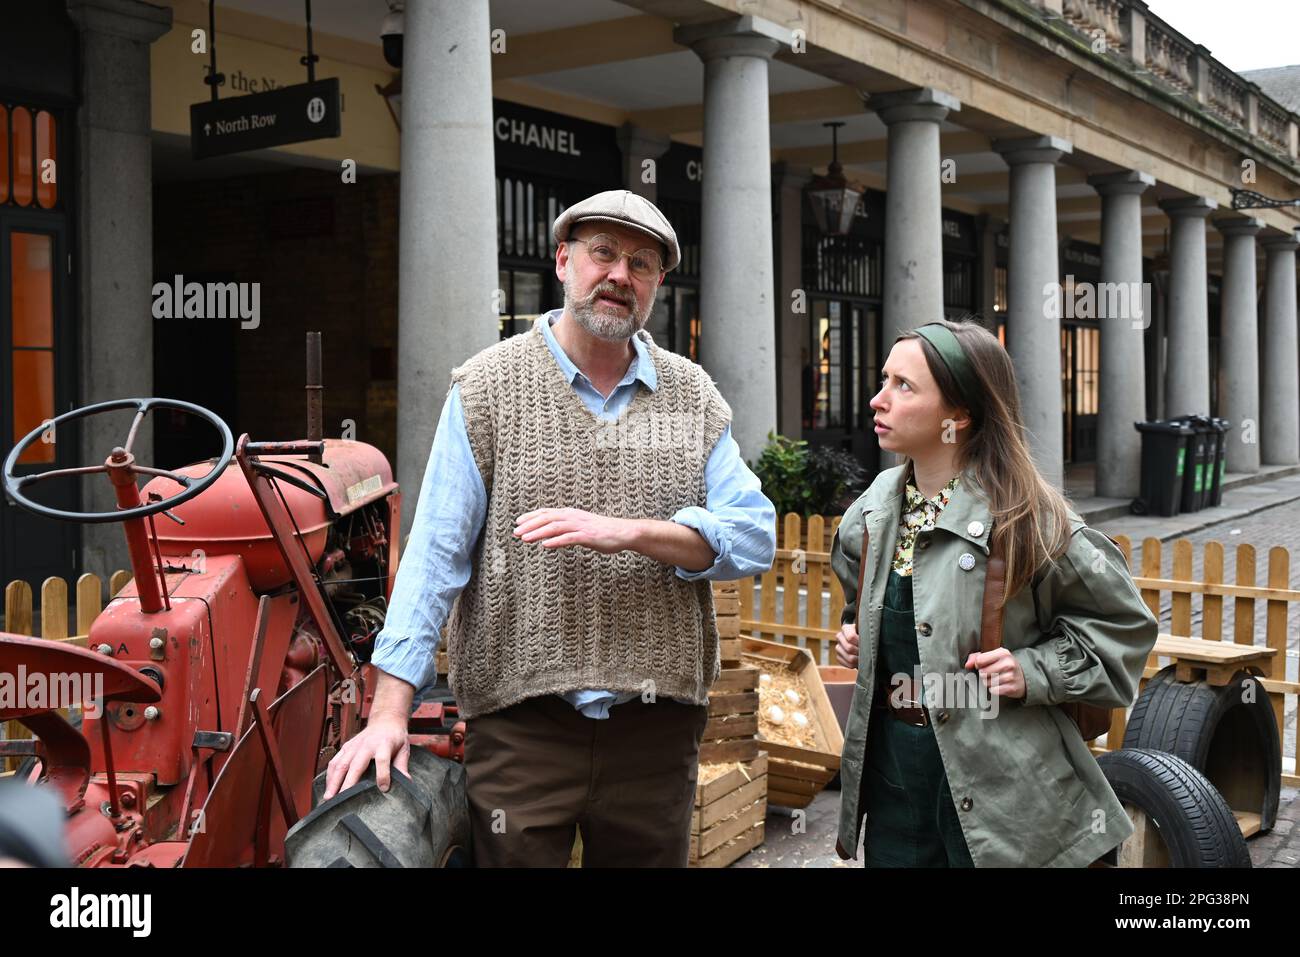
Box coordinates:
[862,569,975,868]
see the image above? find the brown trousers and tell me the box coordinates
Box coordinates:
[463,693,709,867]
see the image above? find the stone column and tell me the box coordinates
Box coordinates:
[616,124,672,202]
[1088,170,1154,498]
[66,0,172,581]
[774,162,811,439]
[868,88,961,346]
[396,0,499,543]
[675,15,791,462]
[992,135,1073,488]
[1260,232,1299,465]
[1215,215,1263,473]
[1157,197,1216,421]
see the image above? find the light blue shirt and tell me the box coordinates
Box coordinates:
[370,310,776,718]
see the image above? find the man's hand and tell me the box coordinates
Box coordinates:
[514,507,716,572]
[514,507,634,554]
[322,671,415,800]
[964,648,1027,700]
[835,622,859,669]
[323,713,410,799]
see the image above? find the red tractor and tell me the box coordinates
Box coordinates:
[1,336,469,867]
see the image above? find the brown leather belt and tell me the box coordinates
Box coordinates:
[872,674,929,727]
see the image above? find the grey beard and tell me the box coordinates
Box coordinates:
[564,274,650,341]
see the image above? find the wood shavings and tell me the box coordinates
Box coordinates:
[749,658,820,749]
[697,759,755,785]
[697,761,741,785]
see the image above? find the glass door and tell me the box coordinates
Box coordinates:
[805,297,881,473]
[1061,323,1099,464]
[1,214,77,591]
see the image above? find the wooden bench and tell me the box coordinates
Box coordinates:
[1150,633,1276,685]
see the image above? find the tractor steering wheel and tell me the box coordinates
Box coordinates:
[2,398,234,524]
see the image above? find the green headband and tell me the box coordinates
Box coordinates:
[911,323,979,410]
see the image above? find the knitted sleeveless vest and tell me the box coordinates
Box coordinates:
[444,320,732,719]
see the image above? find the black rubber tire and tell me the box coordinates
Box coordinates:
[1097,747,1251,868]
[1124,665,1280,832]
[285,747,471,867]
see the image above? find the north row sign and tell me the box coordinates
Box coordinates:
[190,78,341,160]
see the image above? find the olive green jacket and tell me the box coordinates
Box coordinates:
[831,464,1159,867]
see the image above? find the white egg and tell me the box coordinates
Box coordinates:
[759,673,772,685]
[792,712,809,728]
[767,705,786,724]
[783,688,801,705]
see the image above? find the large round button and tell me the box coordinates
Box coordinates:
[958,552,976,571]
[960,797,973,811]
[917,622,933,637]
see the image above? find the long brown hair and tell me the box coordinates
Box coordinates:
[894,317,1072,604]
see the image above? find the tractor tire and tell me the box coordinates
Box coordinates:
[1097,748,1251,868]
[285,747,471,868]
[1124,665,1280,832]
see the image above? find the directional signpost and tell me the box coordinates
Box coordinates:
[190,78,341,160]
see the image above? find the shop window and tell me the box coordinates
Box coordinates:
[497,267,555,339]
[942,255,975,311]
[11,232,55,464]
[993,266,1008,315]
[1,105,59,209]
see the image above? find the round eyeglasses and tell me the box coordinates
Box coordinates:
[567,233,664,280]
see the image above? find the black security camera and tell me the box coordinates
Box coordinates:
[381,6,403,69]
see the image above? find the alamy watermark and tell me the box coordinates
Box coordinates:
[887,666,1001,719]
[151,274,260,329]
[0,666,104,719]
[593,410,705,455]
[1043,276,1151,330]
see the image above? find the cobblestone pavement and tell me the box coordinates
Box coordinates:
[735,490,1300,868]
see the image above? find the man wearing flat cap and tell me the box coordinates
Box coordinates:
[325,189,776,866]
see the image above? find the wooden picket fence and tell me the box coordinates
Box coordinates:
[1,571,132,773]
[733,514,1299,781]
[740,513,845,666]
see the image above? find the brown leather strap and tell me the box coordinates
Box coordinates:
[979,531,1006,654]
[872,673,930,726]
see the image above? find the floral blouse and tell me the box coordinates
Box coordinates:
[891,470,961,576]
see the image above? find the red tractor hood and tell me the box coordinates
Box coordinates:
[140,439,396,592]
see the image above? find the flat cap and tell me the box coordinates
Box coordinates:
[552,189,680,272]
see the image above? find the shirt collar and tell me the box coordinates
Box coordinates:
[904,466,960,514]
[535,309,658,393]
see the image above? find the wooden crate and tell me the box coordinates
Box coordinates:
[689,751,767,868]
[742,636,844,808]
[701,664,759,764]
[713,580,742,652]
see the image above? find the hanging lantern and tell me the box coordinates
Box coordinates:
[805,121,865,236]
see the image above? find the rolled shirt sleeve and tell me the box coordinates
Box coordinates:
[670,424,777,582]
[369,383,486,696]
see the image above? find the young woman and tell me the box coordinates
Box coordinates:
[831,318,1158,868]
